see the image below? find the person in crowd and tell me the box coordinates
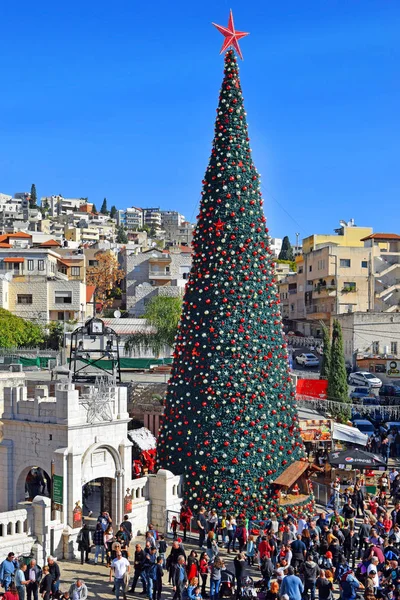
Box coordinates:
[98,510,112,532]
[39,567,52,600]
[104,524,115,567]
[316,570,333,600]
[157,534,168,568]
[77,522,92,565]
[120,515,133,542]
[290,534,307,571]
[234,521,247,553]
[187,550,199,581]
[130,543,146,594]
[14,562,29,600]
[299,553,320,600]
[233,552,246,595]
[47,556,60,596]
[68,579,88,600]
[343,529,359,569]
[226,515,236,554]
[197,507,208,549]
[171,516,179,540]
[153,556,164,600]
[93,522,106,565]
[4,583,21,600]
[265,580,279,600]
[207,509,218,533]
[246,535,255,566]
[167,540,187,585]
[180,503,193,543]
[172,555,187,600]
[26,559,41,600]
[280,566,304,600]
[110,550,130,600]
[209,557,223,600]
[206,531,219,562]
[0,552,18,591]
[199,553,209,599]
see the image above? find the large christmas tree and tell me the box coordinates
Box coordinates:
[158,15,309,519]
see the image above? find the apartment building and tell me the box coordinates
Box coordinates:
[362,233,400,313]
[122,245,192,316]
[143,208,162,231]
[41,195,89,217]
[0,232,91,323]
[337,311,400,372]
[160,211,185,229]
[279,222,373,336]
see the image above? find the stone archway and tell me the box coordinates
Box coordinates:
[81,444,123,524]
[16,465,51,504]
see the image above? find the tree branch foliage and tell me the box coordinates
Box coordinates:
[125,296,182,357]
[86,251,125,309]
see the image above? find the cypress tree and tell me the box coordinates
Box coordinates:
[157,49,307,518]
[100,198,108,214]
[320,324,331,380]
[30,184,37,208]
[278,236,294,261]
[327,319,350,422]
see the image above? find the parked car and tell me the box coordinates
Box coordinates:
[351,418,375,436]
[348,371,383,388]
[295,353,320,367]
[350,387,371,401]
[379,384,400,398]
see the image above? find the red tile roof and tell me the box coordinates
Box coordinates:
[86,285,96,303]
[39,239,61,247]
[361,233,400,241]
[7,232,32,239]
[0,243,12,248]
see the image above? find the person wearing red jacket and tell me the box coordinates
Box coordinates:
[180,502,193,543]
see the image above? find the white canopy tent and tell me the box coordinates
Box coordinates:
[333,422,368,447]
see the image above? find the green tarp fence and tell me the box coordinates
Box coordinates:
[4,356,54,368]
[70,357,173,370]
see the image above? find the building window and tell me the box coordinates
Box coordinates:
[27,259,34,271]
[372,341,380,354]
[361,260,368,268]
[391,342,398,355]
[298,267,303,274]
[17,294,32,304]
[343,282,356,291]
[38,260,44,271]
[58,312,65,321]
[340,258,351,268]
[309,265,312,272]
[58,265,67,275]
[71,266,80,277]
[89,260,98,267]
[55,291,72,304]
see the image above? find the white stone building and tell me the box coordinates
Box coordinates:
[0,369,182,561]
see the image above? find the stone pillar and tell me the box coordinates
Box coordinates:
[148,469,183,532]
[32,496,52,563]
[0,439,13,511]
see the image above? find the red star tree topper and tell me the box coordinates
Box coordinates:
[212,10,249,60]
[156,16,310,520]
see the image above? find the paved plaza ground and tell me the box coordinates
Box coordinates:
[57,534,257,599]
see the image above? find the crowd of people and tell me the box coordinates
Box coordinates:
[0,553,85,600]
[5,476,400,600]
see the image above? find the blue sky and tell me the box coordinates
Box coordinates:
[0,1,399,243]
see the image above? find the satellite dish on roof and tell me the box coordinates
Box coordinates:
[4,272,12,281]
[114,310,121,319]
